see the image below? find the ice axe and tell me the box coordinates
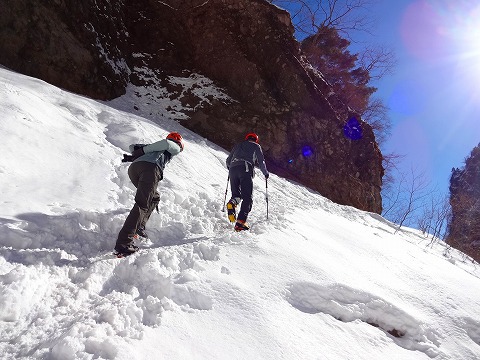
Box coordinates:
[222,175,229,212]
[265,178,269,220]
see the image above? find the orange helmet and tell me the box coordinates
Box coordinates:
[245,132,259,143]
[166,132,184,151]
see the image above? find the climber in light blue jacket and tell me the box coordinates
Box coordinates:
[114,132,184,256]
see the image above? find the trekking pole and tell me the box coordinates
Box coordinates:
[265,178,269,220]
[222,175,229,212]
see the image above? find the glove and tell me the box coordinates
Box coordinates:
[122,154,134,162]
[131,146,145,160]
[265,173,269,180]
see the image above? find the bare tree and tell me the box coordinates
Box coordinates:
[360,96,390,145]
[381,166,434,232]
[357,44,396,81]
[395,168,434,232]
[418,194,452,246]
[271,0,397,79]
[272,0,396,140]
[381,166,406,220]
[380,152,404,204]
[270,0,376,38]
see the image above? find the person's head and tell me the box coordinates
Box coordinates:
[245,132,259,143]
[166,132,184,151]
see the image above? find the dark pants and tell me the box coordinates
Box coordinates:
[229,164,254,223]
[116,162,162,247]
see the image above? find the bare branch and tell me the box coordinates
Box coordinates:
[361,96,390,145]
[357,45,397,80]
[271,0,377,37]
[394,168,435,232]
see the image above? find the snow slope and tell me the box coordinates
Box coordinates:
[1,67,480,360]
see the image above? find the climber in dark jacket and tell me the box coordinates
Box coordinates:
[114,132,184,256]
[226,132,269,231]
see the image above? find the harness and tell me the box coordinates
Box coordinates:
[230,158,254,171]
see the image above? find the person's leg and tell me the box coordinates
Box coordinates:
[229,167,242,201]
[138,192,160,238]
[236,173,253,224]
[227,167,242,222]
[116,162,160,249]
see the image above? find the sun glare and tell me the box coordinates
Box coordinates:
[439,2,480,95]
[451,8,480,50]
[402,1,480,89]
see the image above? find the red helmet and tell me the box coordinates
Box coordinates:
[245,132,259,143]
[166,132,184,151]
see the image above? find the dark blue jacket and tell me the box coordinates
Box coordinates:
[226,140,269,178]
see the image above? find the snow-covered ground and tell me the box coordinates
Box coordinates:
[1,67,480,360]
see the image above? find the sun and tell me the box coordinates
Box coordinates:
[438,2,480,93]
[400,1,480,65]
[451,9,480,57]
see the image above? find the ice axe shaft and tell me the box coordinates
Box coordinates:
[222,175,230,211]
[265,178,269,220]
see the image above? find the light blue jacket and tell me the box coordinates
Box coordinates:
[129,139,181,171]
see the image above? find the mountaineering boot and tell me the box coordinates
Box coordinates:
[114,234,139,257]
[114,243,139,257]
[136,226,149,239]
[226,199,237,223]
[128,233,139,242]
[234,220,250,232]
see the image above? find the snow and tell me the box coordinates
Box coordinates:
[0,66,480,360]
[109,69,233,121]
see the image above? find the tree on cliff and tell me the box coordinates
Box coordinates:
[301,25,375,116]
[270,0,394,144]
[269,0,375,37]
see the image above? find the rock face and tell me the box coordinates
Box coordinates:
[448,144,480,262]
[0,0,384,213]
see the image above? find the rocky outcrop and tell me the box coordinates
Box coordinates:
[0,0,129,99]
[448,144,480,262]
[0,0,384,213]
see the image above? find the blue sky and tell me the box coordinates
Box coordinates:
[367,0,480,196]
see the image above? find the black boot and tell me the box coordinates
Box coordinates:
[114,243,139,257]
[114,235,139,257]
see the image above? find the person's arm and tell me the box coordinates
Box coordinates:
[226,144,238,169]
[129,144,147,153]
[143,139,181,155]
[255,146,269,178]
[128,139,181,161]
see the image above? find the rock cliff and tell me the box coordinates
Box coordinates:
[448,144,480,262]
[0,0,384,212]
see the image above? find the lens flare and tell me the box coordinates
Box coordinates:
[400,1,447,60]
[401,1,480,89]
[343,117,363,140]
[302,146,313,157]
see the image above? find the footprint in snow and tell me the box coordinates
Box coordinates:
[286,282,441,358]
[462,317,480,347]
